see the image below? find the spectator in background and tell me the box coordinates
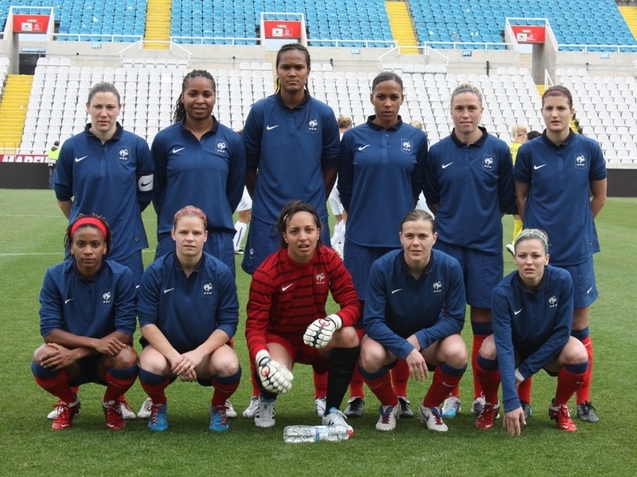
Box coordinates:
[233,187,252,255]
[505,125,528,256]
[47,140,60,189]
[328,115,353,257]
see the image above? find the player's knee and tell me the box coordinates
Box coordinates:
[565,338,588,364]
[213,353,240,377]
[359,347,385,373]
[337,326,360,347]
[478,336,497,360]
[32,344,49,364]
[112,346,138,368]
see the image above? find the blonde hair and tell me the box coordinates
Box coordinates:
[511,124,527,138]
[337,115,352,129]
[514,228,549,253]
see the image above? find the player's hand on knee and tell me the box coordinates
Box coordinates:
[255,351,293,394]
[303,314,342,348]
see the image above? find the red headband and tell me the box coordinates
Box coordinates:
[70,217,108,238]
[173,206,208,228]
[542,89,571,101]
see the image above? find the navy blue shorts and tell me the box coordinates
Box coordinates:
[114,251,144,286]
[68,355,107,387]
[561,256,598,308]
[343,240,398,302]
[156,230,235,276]
[435,241,503,309]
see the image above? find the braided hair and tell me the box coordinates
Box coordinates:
[173,69,216,123]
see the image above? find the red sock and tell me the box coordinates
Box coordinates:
[576,336,593,404]
[517,376,533,403]
[103,369,137,403]
[423,365,464,408]
[554,365,586,407]
[475,360,500,405]
[249,359,260,397]
[313,369,328,399]
[349,366,365,399]
[34,369,77,403]
[139,376,170,405]
[391,360,410,397]
[211,373,241,407]
[362,370,396,407]
[472,334,488,399]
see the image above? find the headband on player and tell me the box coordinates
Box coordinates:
[70,217,108,239]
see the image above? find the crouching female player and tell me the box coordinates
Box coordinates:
[32,214,138,430]
[474,229,589,435]
[358,210,467,432]
[245,201,361,434]
[137,206,241,432]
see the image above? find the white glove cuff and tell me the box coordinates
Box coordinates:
[327,314,343,330]
[256,350,270,366]
[514,368,525,382]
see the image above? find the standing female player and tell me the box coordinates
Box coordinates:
[136,206,241,432]
[53,81,153,420]
[245,201,361,434]
[241,43,340,275]
[240,44,340,417]
[32,215,138,430]
[54,82,153,285]
[514,85,607,423]
[359,210,467,432]
[423,83,515,418]
[474,229,588,434]
[337,71,427,419]
[151,70,245,273]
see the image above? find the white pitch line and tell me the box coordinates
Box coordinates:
[0,250,157,256]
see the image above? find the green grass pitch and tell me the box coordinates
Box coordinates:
[0,190,636,476]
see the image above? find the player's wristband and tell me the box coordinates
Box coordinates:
[255,350,270,367]
[514,368,525,382]
[326,314,342,329]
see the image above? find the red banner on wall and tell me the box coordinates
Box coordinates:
[263,20,302,39]
[510,25,546,44]
[0,154,48,163]
[13,14,50,33]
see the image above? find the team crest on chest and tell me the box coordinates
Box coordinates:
[118,148,129,161]
[432,280,443,294]
[203,282,214,295]
[482,155,494,169]
[102,291,112,304]
[548,295,558,308]
[308,118,319,132]
[574,153,587,168]
[216,140,228,155]
[315,272,326,285]
[401,139,412,153]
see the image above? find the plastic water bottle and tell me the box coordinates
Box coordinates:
[283,425,350,443]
